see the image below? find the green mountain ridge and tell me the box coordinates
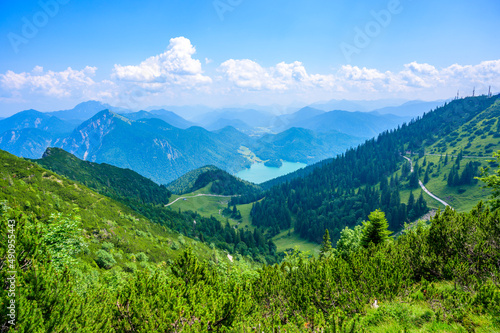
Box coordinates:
[242,95,500,244]
[34,147,172,206]
[1,98,500,331]
[0,149,209,267]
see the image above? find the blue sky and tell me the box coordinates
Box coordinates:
[1,0,499,115]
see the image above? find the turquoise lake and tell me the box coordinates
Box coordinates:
[235,161,307,184]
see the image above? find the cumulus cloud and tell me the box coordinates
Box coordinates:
[218,59,335,91]
[1,36,499,112]
[0,66,98,97]
[112,37,211,88]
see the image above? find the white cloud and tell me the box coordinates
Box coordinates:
[1,36,499,113]
[112,37,211,88]
[218,59,335,91]
[0,66,98,97]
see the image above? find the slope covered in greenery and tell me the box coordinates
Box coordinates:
[166,165,221,194]
[28,148,278,263]
[2,191,499,331]
[245,95,499,243]
[0,149,209,268]
[34,147,172,205]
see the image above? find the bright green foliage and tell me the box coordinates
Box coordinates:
[135,252,148,262]
[335,225,363,257]
[35,147,172,205]
[361,209,392,247]
[95,249,116,269]
[42,212,87,270]
[1,197,500,331]
[477,150,500,210]
[319,229,332,258]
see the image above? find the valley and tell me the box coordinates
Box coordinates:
[1,95,499,332]
[2,1,500,330]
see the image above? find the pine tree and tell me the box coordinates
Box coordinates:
[319,229,332,258]
[361,210,392,247]
[477,150,500,210]
[423,167,430,184]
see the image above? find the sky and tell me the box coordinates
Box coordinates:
[0,0,499,116]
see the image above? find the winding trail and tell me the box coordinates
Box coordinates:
[402,156,450,207]
[165,193,240,207]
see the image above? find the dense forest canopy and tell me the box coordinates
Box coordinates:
[246,96,498,243]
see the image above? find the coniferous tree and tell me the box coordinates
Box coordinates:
[477,150,500,210]
[319,229,332,258]
[423,166,430,184]
[361,210,392,247]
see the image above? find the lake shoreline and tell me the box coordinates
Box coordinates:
[236,161,307,184]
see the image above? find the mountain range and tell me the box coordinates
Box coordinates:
[0,99,440,184]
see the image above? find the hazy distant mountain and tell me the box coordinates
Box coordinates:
[204,118,253,132]
[309,99,407,112]
[197,108,275,129]
[0,110,74,135]
[120,109,194,129]
[47,100,131,123]
[294,110,407,138]
[371,100,447,117]
[0,128,54,158]
[251,127,363,164]
[273,107,325,131]
[145,105,214,120]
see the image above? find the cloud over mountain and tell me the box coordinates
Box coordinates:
[1,37,499,113]
[112,37,212,87]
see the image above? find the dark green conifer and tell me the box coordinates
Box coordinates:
[361,209,392,247]
[319,229,332,258]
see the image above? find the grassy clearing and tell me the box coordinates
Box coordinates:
[272,228,321,256]
[414,155,493,212]
[238,145,263,163]
[229,201,256,231]
[167,183,232,219]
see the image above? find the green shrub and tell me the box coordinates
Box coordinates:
[123,262,137,273]
[101,241,114,252]
[96,249,117,269]
[135,252,148,262]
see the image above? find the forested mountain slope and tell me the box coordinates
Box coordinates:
[34,147,172,205]
[0,149,206,266]
[56,110,251,184]
[246,95,499,243]
[24,148,279,263]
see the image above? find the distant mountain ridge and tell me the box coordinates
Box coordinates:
[121,109,194,129]
[47,100,131,122]
[251,127,361,164]
[287,109,407,138]
[0,109,74,135]
[35,147,172,205]
[0,99,446,185]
